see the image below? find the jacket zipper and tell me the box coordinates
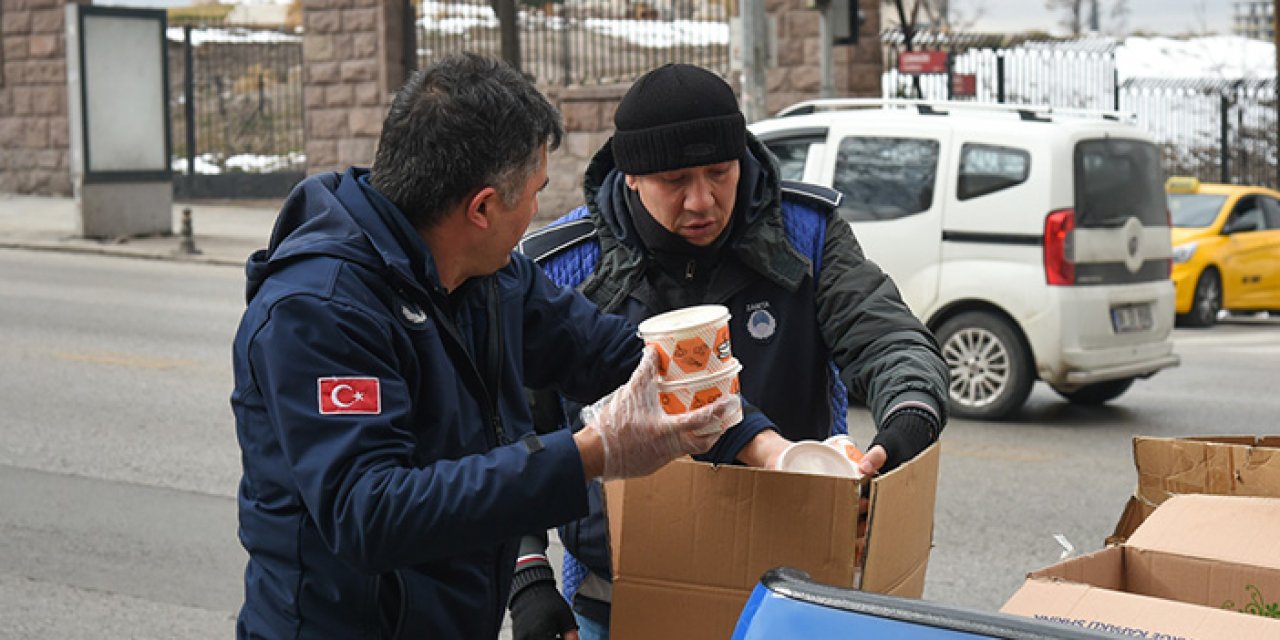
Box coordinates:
[394,275,509,632]
[393,277,504,448]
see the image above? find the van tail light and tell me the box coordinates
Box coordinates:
[1044,208,1075,286]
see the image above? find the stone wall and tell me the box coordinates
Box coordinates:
[538,84,623,222]
[0,0,78,195]
[300,0,406,174]
[769,0,883,114]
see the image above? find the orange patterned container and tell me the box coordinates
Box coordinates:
[655,359,743,432]
[637,305,734,381]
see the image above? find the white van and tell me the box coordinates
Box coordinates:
[750,99,1179,420]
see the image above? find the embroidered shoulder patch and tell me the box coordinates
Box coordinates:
[318,377,381,415]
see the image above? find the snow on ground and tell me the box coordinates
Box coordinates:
[418,1,728,47]
[165,26,300,45]
[171,153,305,175]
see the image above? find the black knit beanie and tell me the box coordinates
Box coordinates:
[612,64,746,176]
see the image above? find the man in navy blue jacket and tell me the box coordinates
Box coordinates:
[230,53,734,639]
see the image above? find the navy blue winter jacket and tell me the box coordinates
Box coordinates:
[231,168,640,639]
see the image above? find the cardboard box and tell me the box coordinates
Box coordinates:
[1109,435,1280,545]
[605,442,940,639]
[1002,494,1280,639]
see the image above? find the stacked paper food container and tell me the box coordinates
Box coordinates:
[637,305,743,433]
[638,304,865,478]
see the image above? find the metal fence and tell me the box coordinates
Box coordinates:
[881,32,1119,110]
[415,0,731,87]
[879,31,1278,189]
[1122,78,1277,188]
[168,22,305,198]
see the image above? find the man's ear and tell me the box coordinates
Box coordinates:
[465,186,499,230]
[624,174,639,190]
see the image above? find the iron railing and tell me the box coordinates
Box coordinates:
[879,31,1277,189]
[167,23,305,179]
[415,0,730,87]
[881,33,1119,110]
[1122,77,1277,188]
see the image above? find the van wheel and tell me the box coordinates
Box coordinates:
[1052,378,1135,405]
[1178,269,1220,328]
[936,312,1034,421]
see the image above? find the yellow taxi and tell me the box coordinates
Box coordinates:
[1167,176,1280,327]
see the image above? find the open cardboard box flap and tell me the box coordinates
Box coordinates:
[1003,494,1280,639]
[1124,492,1280,571]
[606,442,940,639]
[861,437,939,595]
[1109,435,1280,545]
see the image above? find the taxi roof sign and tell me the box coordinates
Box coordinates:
[1165,176,1201,193]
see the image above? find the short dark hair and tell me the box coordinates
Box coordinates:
[370,53,563,229]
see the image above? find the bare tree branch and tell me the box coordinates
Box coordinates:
[1108,0,1130,36]
[881,0,986,32]
[1044,0,1085,36]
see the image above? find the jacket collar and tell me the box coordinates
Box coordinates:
[245,167,446,303]
[581,134,811,296]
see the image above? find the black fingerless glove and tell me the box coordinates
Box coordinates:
[870,407,939,472]
[509,566,577,640]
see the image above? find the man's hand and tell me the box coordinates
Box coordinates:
[856,445,887,477]
[580,347,731,480]
[736,429,790,468]
[865,406,938,475]
[509,579,578,640]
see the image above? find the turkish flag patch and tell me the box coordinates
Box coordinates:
[318,377,381,415]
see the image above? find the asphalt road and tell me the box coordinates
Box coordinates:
[2,247,1277,637]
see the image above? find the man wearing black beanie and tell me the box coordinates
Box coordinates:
[513,63,948,640]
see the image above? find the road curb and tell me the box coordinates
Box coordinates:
[0,239,248,267]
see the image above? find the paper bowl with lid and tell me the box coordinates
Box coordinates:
[638,305,734,381]
[655,358,743,433]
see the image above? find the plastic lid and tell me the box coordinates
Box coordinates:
[637,305,730,336]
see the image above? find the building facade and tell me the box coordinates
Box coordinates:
[1233,1,1275,40]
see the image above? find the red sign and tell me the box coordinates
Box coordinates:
[897,50,948,75]
[318,376,381,415]
[951,73,977,97]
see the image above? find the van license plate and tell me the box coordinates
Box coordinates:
[1111,303,1153,333]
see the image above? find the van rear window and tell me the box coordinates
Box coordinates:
[1074,139,1167,228]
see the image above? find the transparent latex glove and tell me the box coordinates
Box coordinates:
[581,347,732,480]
